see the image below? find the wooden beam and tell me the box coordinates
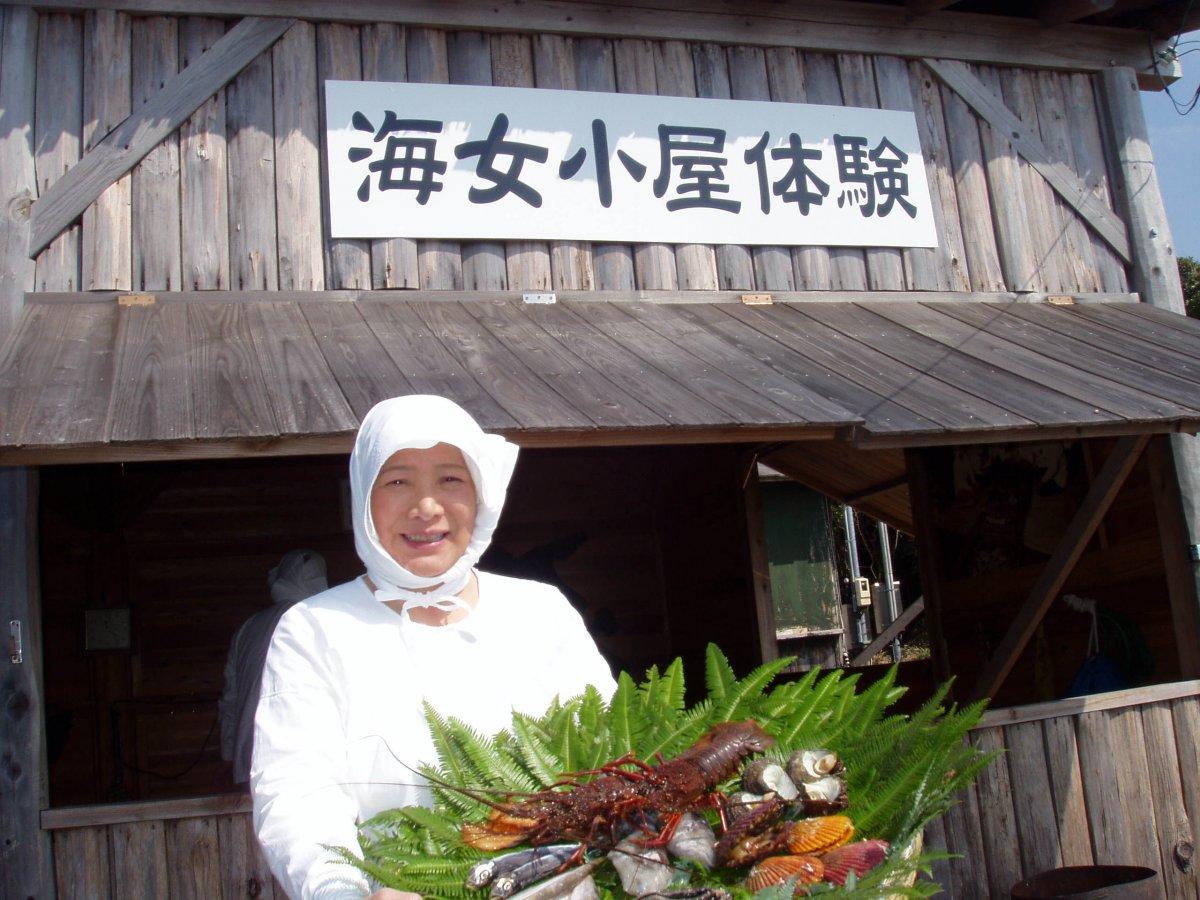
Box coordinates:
[977,678,1200,729]
[2,0,1180,87]
[1145,436,1200,678]
[850,597,925,665]
[1098,66,1200,682]
[906,0,960,15]
[1038,0,1117,26]
[843,474,909,505]
[905,449,952,681]
[0,469,52,900]
[28,16,294,257]
[23,289,1144,306]
[969,434,1150,701]
[926,58,1131,263]
[742,452,780,664]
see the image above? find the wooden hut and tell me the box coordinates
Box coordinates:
[2,1,1199,896]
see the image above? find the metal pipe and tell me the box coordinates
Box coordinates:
[843,506,869,647]
[877,520,901,663]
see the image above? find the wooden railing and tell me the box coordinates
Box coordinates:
[44,680,1200,898]
[926,679,1200,898]
[43,793,282,899]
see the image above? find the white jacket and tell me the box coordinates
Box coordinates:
[251,572,616,899]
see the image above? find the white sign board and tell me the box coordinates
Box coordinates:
[325,81,938,247]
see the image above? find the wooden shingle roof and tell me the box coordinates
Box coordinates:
[2,297,1199,465]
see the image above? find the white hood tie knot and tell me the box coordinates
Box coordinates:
[350,395,519,617]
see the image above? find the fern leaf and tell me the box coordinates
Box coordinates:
[711,656,794,722]
[704,643,738,702]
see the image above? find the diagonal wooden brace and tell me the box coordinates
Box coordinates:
[28,16,295,258]
[969,433,1150,701]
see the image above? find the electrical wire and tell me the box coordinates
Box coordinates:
[1151,0,1200,116]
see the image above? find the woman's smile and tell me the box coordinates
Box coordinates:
[370,442,478,579]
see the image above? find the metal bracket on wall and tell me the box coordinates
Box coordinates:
[9,619,22,664]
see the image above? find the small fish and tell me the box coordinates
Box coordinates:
[490,852,580,899]
[507,859,601,900]
[638,889,732,900]
[466,844,580,890]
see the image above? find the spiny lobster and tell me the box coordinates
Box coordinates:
[459,720,775,852]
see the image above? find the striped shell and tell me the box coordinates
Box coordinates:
[781,816,854,855]
[819,839,890,886]
[745,855,824,892]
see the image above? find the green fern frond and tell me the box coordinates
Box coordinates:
[705,643,738,702]
[711,655,795,723]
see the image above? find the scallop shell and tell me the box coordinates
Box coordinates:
[819,839,890,886]
[741,760,799,800]
[744,855,824,892]
[781,816,854,855]
[666,812,717,868]
[609,838,674,896]
[786,749,842,785]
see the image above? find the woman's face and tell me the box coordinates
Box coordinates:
[370,443,478,579]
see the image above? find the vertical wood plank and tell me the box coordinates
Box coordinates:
[973,64,1039,292]
[33,12,83,292]
[1070,72,1129,292]
[614,38,676,290]
[574,37,634,290]
[941,776,990,898]
[166,817,223,900]
[921,814,955,895]
[226,43,279,290]
[1108,706,1167,891]
[729,45,794,292]
[1040,714,1095,867]
[180,17,230,290]
[316,22,371,289]
[1173,695,1200,881]
[218,812,276,900]
[1140,701,1198,897]
[0,6,40,340]
[1076,709,1134,865]
[131,16,182,291]
[1029,71,1102,292]
[534,33,594,290]
[361,24,418,290]
[108,820,169,898]
[1004,720,1063,876]
[873,55,939,292]
[654,40,718,290]
[447,30,508,292]
[939,73,1006,291]
[837,53,903,291]
[766,48,831,291]
[53,826,110,899]
[406,28,462,289]
[1146,436,1200,679]
[906,60,969,291]
[803,52,862,290]
[693,43,753,291]
[273,21,324,290]
[491,32,552,290]
[971,727,1023,896]
[81,9,132,291]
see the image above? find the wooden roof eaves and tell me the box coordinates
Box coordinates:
[5,0,1180,88]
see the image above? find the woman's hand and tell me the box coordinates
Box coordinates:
[369,890,421,900]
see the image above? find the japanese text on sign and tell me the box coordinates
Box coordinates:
[325,81,938,247]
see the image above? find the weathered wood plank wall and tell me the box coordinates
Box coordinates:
[929,684,1200,898]
[21,9,1129,296]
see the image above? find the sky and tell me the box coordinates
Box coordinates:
[1142,29,1200,260]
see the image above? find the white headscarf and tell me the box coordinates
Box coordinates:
[349,396,519,614]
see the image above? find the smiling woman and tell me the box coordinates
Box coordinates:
[250,396,617,900]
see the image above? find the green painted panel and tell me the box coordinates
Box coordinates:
[761,482,842,633]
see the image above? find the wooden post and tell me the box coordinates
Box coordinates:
[741,453,779,664]
[905,449,953,682]
[1099,66,1200,680]
[1,8,52,895]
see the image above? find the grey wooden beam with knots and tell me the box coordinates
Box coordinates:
[27,16,295,258]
